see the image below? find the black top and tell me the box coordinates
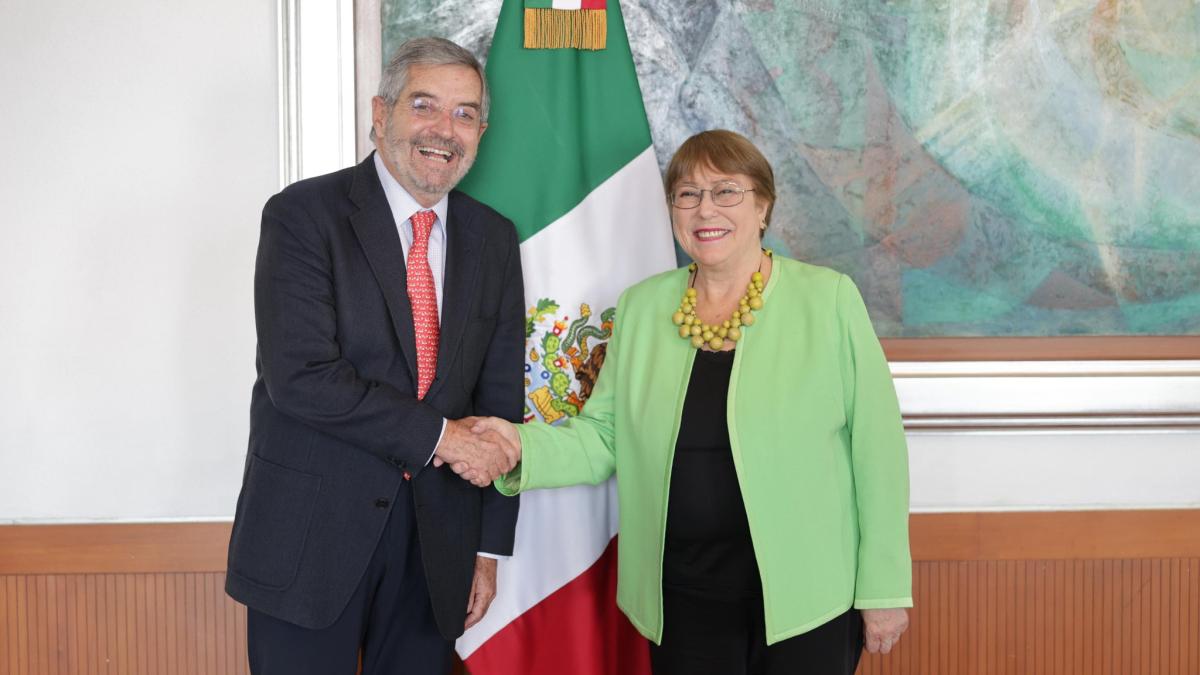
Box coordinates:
[661,349,762,599]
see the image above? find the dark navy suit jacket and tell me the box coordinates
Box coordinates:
[226,153,523,639]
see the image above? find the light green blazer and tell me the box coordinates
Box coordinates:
[498,256,912,645]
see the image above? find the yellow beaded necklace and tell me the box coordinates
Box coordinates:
[672,249,772,350]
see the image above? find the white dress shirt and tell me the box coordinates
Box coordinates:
[374,152,448,317]
[373,152,449,461]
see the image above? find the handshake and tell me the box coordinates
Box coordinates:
[432,416,522,487]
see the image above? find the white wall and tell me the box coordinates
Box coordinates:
[0,0,277,521]
[909,430,1200,512]
[0,2,1195,523]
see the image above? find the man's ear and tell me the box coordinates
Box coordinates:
[371,96,389,139]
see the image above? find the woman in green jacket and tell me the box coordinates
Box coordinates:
[472,130,912,674]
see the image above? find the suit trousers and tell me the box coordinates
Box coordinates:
[650,587,863,675]
[247,480,453,675]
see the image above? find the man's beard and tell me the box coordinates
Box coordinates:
[384,128,474,197]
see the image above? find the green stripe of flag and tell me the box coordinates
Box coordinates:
[523,0,554,7]
[458,0,653,243]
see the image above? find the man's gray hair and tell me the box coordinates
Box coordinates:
[371,37,489,141]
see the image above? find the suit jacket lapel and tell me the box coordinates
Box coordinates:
[348,155,420,385]
[425,191,482,400]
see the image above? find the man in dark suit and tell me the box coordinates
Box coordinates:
[226,37,523,674]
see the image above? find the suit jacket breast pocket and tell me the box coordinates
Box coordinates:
[228,455,322,590]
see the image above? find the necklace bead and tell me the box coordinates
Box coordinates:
[673,249,772,350]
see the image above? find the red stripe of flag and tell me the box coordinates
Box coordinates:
[464,537,651,675]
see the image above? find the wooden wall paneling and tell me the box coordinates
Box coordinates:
[25,577,36,674]
[123,575,135,674]
[7,577,16,673]
[1080,559,1089,672]
[1135,561,1145,674]
[21,578,31,675]
[1163,560,1174,672]
[0,573,251,675]
[1190,560,1198,673]
[851,558,1200,675]
[0,578,7,674]
[1144,560,1156,672]
[1149,560,1159,675]
[2,512,1200,675]
[1193,559,1199,673]
[1171,560,1180,674]
[145,573,157,675]
[12,566,1200,675]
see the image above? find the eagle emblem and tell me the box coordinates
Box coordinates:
[523,300,615,424]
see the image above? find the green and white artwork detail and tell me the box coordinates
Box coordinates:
[383,0,1200,337]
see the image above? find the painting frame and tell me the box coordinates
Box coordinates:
[881,336,1200,362]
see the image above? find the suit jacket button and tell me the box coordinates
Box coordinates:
[374,498,390,509]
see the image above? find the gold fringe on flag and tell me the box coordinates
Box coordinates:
[523,8,607,50]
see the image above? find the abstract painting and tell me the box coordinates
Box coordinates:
[381,0,1200,338]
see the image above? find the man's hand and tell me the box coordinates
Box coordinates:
[433,418,515,486]
[862,607,909,654]
[471,417,521,456]
[456,417,522,485]
[464,556,498,630]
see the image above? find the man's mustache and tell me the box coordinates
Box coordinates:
[408,135,465,157]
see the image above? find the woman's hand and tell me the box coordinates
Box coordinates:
[862,607,909,654]
[470,417,522,469]
[431,417,521,485]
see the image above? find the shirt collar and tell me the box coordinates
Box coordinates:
[373,151,449,231]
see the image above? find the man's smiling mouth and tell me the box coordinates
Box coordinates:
[417,146,454,162]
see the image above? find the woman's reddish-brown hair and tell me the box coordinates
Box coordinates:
[664,129,777,230]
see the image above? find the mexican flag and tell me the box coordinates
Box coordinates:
[454,0,675,673]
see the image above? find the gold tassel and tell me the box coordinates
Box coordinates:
[523,8,607,50]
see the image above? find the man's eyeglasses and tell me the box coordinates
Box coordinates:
[408,97,481,127]
[670,181,755,209]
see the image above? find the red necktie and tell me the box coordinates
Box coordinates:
[408,210,439,400]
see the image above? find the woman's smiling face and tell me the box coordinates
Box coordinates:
[670,166,768,272]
